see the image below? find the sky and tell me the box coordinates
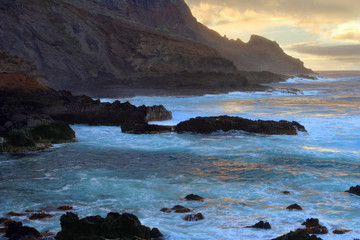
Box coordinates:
[184,0,360,71]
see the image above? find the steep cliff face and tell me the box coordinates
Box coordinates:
[82,0,312,74]
[0,0,307,97]
[0,0,237,95]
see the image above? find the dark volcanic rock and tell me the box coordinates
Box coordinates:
[121,121,173,134]
[183,213,204,221]
[246,220,271,229]
[28,213,53,220]
[5,221,41,239]
[286,204,303,211]
[6,212,25,217]
[301,218,328,234]
[333,229,351,234]
[55,212,162,240]
[175,116,307,135]
[161,205,191,213]
[272,229,323,240]
[0,71,172,151]
[346,185,360,196]
[57,206,73,211]
[184,194,204,201]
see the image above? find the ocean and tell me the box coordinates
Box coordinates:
[0,73,359,239]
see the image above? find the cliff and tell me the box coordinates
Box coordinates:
[81,0,312,74]
[0,0,308,97]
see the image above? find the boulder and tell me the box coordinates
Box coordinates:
[183,213,204,221]
[246,220,271,229]
[5,221,41,239]
[272,229,322,240]
[55,212,162,240]
[301,218,328,234]
[346,185,360,196]
[184,194,204,201]
[286,204,303,211]
[175,116,307,135]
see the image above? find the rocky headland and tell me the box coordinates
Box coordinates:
[0,70,171,152]
[0,0,311,97]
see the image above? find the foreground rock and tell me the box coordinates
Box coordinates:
[5,221,41,239]
[55,212,162,240]
[175,116,307,135]
[272,229,322,240]
[346,185,360,196]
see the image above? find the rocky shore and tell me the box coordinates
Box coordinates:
[1,190,357,240]
[0,72,172,152]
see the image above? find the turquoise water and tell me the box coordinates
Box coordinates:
[0,76,360,239]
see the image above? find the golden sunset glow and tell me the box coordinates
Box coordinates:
[185,0,360,70]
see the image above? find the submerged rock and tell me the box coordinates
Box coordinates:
[6,212,25,217]
[346,185,360,196]
[161,205,191,213]
[333,229,351,234]
[286,204,303,211]
[56,212,162,240]
[57,206,73,211]
[184,194,204,201]
[175,116,307,135]
[272,229,323,240]
[183,213,204,221]
[28,213,53,220]
[246,220,271,229]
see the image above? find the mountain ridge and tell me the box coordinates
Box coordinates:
[0,0,310,97]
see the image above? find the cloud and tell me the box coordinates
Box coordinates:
[288,43,360,56]
[331,19,360,42]
[185,0,360,26]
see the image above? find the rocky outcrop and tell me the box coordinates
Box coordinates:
[0,0,308,97]
[183,213,204,221]
[0,70,172,151]
[346,185,360,196]
[246,221,271,229]
[175,116,307,135]
[5,221,41,240]
[184,194,204,201]
[286,204,303,211]
[301,218,328,234]
[55,212,162,240]
[272,229,322,240]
